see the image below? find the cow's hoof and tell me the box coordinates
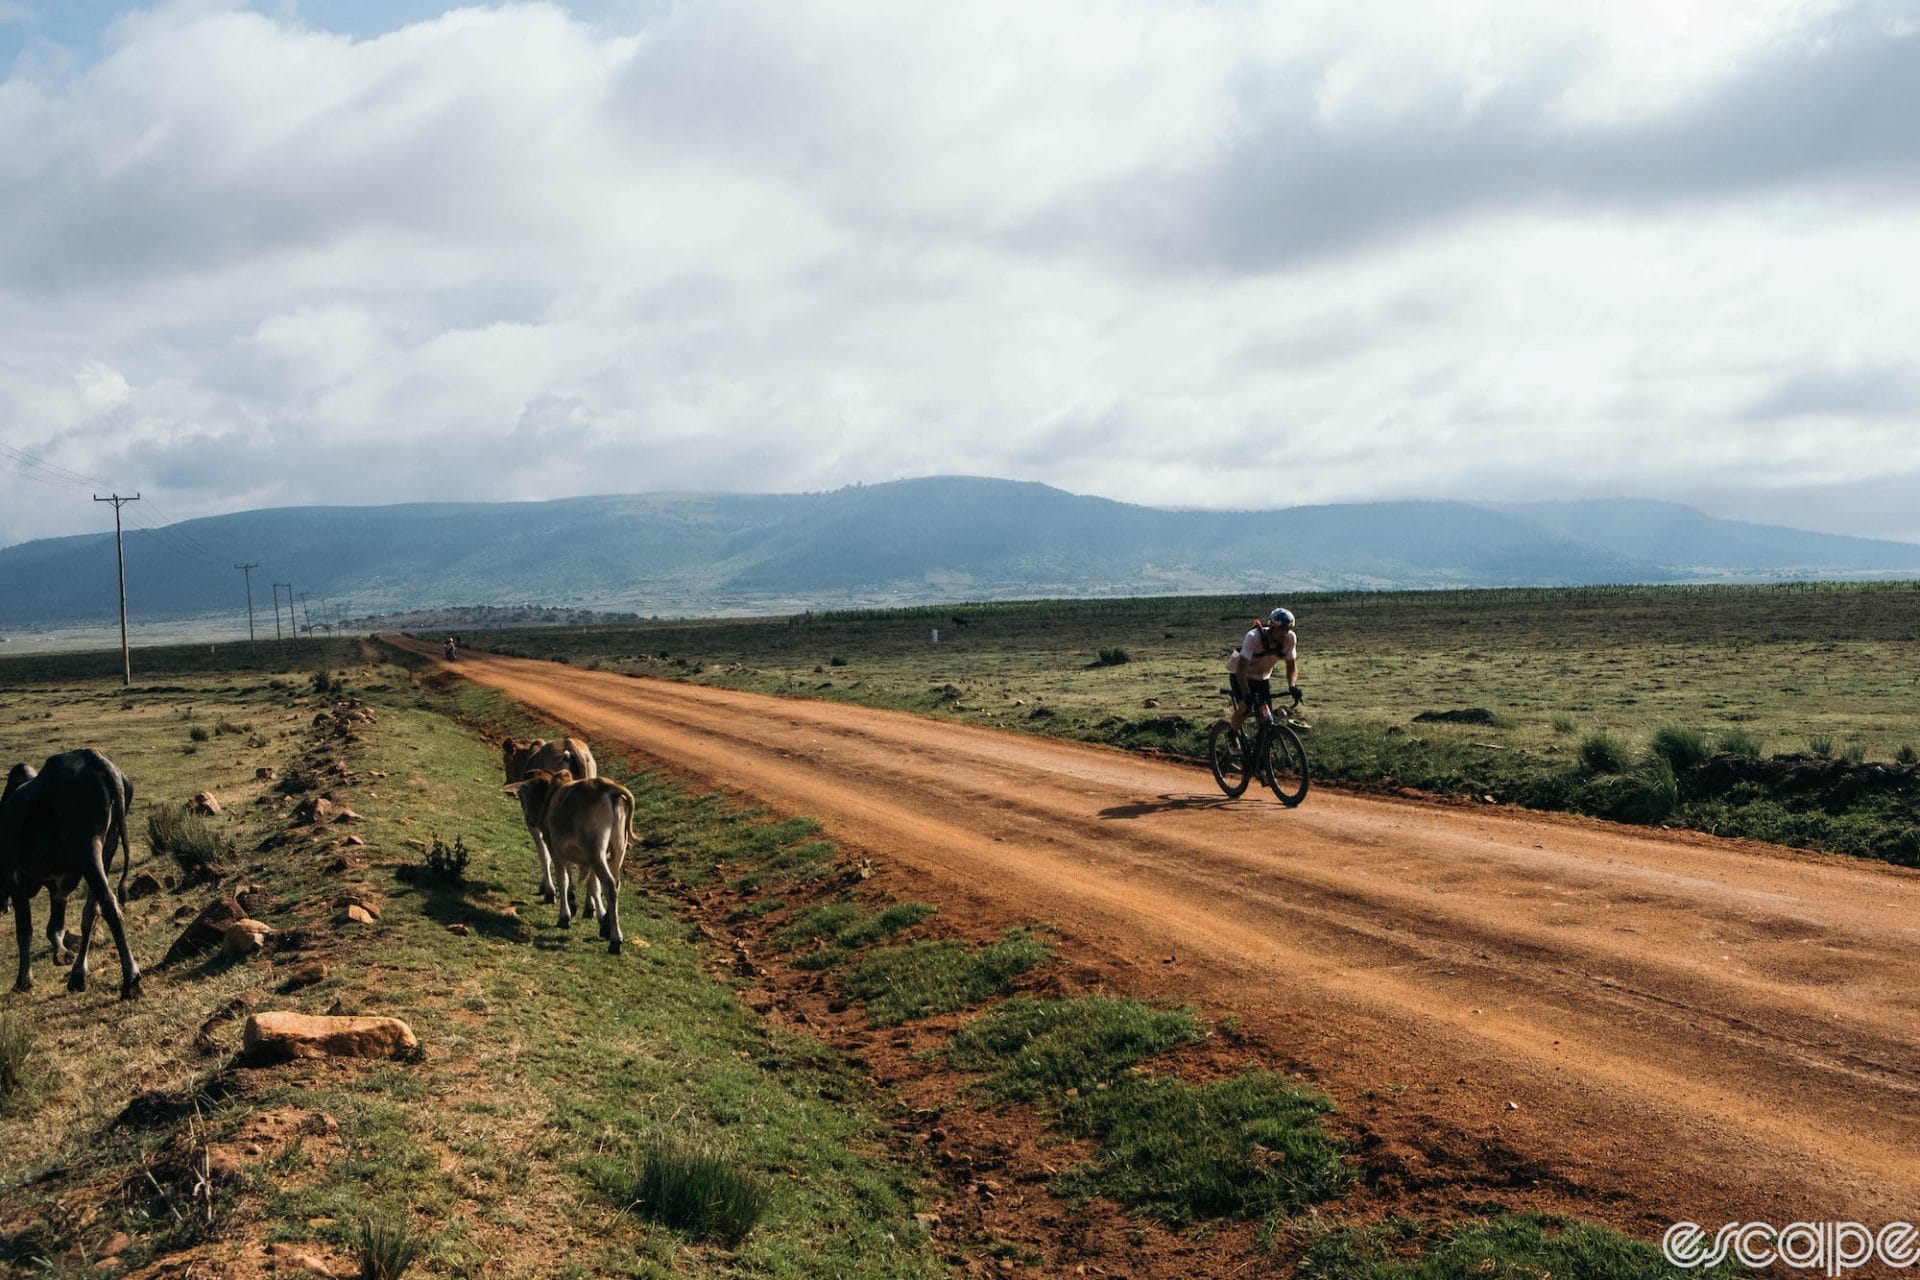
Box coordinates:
[556,918,571,930]
[10,979,29,995]
[121,975,143,1000]
[66,971,88,993]
[608,939,622,955]
[52,946,70,966]
[539,888,556,904]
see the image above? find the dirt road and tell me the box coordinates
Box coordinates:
[416,642,1920,1231]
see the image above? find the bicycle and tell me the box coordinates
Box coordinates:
[1208,686,1310,805]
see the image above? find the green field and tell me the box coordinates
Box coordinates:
[449,581,1920,864]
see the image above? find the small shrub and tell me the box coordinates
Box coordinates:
[357,1215,424,1280]
[1718,729,1762,759]
[147,802,230,879]
[425,835,470,884]
[1549,713,1576,735]
[1095,647,1131,667]
[1808,735,1834,758]
[1648,726,1711,771]
[1578,733,1628,774]
[188,725,211,743]
[1897,744,1918,766]
[213,720,250,736]
[310,669,344,696]
[828,655,848,667]
[1841,739,1867,763]
[606,1138,769,1247]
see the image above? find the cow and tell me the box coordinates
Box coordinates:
[500,736,599,907]
[0,748,142,999]
[502,769,634,954]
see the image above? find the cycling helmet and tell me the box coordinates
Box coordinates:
[1267,607,1295,629]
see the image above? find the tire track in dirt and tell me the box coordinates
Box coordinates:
[412,642,1920,1232]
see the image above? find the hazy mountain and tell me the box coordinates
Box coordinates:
[3,477,1917,630]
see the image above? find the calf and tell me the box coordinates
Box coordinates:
[503,769,634,954]
[0,748,142,999]
[500,735,599,907]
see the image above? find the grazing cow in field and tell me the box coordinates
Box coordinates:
[500,736,599,906]
[0,748,142,999]
[502,769,634,954]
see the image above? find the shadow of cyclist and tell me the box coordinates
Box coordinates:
[1098,793,1242,820]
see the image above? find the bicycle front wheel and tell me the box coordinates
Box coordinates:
[1263,723,1310,806]
[1208,721,1251,798]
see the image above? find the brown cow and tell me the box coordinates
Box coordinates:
[500,736,599,906]
[502,769,634,953]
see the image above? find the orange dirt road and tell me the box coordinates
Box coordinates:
[416,643,1920,1232]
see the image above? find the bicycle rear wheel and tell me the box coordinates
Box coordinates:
[1264,723,1310,806]
[1208,721,1251,798]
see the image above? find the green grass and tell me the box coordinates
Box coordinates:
[0,1014,43,1115]
[1055,1070,1352,1225]
[356,1214,426,1280]
[944,996,1203,1102]
[841,931,1052,1026]
[592,1138,771,1248]
[1302,1211,1746,1278]
[773,900,937,969]
[145,800,232,879]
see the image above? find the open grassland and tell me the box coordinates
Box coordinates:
[450,581,1920,864]
[2,643,1738,1277]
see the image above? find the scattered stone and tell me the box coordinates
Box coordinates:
[237,885,276,917]
[222,919,275,955]
[326,856,357,875]
[332,887,383,919]
[164,896,249,964]
[189,791,222,815]
[256,766,277,781]
[292,797,339,825]
[402,837,429,851]
[101,1232,131,1257]
[446,922,469,936]
[334,904,375,926]
[125,871,165,901]
[280,961,329,992]
[1385,724,1406,736]
[330,808,362,823]
[1142,698,1159,708]
[242,1012,419,1063]
[339,834,366,847]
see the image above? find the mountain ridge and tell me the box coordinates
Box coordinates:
[3,477,1917,629]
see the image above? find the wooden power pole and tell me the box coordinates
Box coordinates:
[234,562,259,653]
[93,493,139,686]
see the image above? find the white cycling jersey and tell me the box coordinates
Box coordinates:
[1225,625,1296,681]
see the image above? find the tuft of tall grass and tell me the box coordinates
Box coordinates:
[1648,725,1711,771]
[1808,735,1834,758]
[1897,744,1919,766]
[0,1013,39,1109]
[1717,728,1763,759]
[1578,733,1629,774]
[357,1215,424,1280]
[599,1138,769,1247]
[147,801,231,879]
[1549,713,1576,735]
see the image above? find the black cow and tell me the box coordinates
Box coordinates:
[0,749,142,999]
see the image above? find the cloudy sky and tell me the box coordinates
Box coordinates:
[2,0,1917,554]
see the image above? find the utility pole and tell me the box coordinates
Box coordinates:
[93,493,140,686]
[273,584,291,641]
[298,590,312,638]
[234,562,259,653]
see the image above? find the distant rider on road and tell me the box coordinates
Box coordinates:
[1227,608,1300,733]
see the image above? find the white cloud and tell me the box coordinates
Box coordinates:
[0,0,1916,551]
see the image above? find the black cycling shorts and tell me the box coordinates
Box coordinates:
[1230,674,1272,710]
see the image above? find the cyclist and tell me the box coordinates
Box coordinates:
[1226,607,1300,733]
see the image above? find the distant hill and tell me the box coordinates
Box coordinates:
[2,477,1917,630]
